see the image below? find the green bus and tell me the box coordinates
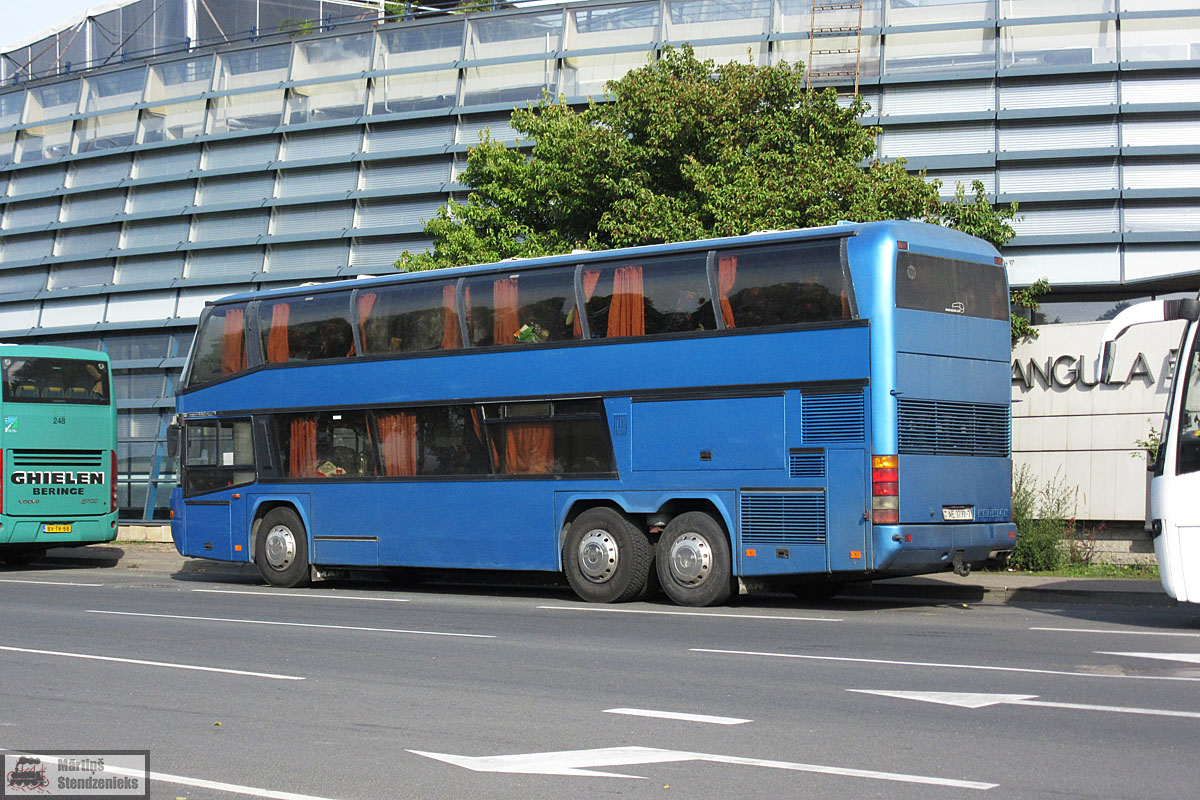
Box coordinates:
[0,345,118,565]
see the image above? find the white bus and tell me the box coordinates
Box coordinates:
[1101,298,1200,603]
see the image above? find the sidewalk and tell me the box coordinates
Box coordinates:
[35,541,1177,607]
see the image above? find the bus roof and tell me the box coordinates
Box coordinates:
[0,344,110,361]
[209,220,999,307]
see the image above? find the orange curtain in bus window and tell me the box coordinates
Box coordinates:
[266,303,291,363]
[505,422,554,475]
[356,292,376,353]
[220,308,246,375]
[718,256,737,329]
[574,269,601,338]
[441,284,462,350]
[288,416,317,478]
[377,412,418,477]
[607,265,645,337]
[493,278,519,345]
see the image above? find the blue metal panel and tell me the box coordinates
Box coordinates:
[182,326,873,413]
[631,395,784,472]
[309,481,559,570]
[899,454,1012,526]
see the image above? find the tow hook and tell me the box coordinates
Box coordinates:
[952,549,970,577]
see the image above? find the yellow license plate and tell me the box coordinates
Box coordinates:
[44,524,72,533]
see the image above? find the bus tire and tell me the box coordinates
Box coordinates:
[255,508,311,588]
[563,507,652,603]
[656,511,733,607]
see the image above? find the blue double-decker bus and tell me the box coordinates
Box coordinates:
[170,220,1015,606]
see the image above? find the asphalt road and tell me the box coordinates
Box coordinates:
[1,557,1198,800]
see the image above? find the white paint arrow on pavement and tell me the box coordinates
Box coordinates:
[852,690,1200,719]
[1098,651,1200,665]
[408,745,997,789]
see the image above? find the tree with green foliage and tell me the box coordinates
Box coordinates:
[398,46,1039,334]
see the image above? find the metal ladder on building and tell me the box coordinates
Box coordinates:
[805,0,865,96]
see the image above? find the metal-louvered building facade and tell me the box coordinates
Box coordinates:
[1,0,1198,523]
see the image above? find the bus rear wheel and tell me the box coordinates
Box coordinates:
[656,512,733,607]
[563,507,652,603]
[255,508,311,588]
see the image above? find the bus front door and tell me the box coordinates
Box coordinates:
[1153,320,1200,603]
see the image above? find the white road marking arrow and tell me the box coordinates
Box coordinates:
[1098,651,1200,665]
[852,690,1200,719]
[408,745,997,789]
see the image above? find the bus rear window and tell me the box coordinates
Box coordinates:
[2,356,110,404]
[895,252,1008,320]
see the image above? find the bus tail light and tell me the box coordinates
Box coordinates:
[110,450,118,514]
[872,455,898,524]
[0,448,4,514]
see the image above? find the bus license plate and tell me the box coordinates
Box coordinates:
[44,524,72,533]
[942,507,973,522]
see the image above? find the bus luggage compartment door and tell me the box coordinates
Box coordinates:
[180,492,245,561]
[826,449,868,572]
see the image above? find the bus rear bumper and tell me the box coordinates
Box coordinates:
[1,517,118,546]
[873,522,1016,572]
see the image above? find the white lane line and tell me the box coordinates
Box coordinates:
[87,609,495,639]
[1099,651,1200,665]
[692,648,1200,682]
[603,708,751,725]
[0,749,339,800]
[194,588,410,603]
[0,578,104,587]
[0,645,302,681]
[1032,626,1200,638]
[147,769,341,800]
[539,606,842,623]
[850,690,1200,719]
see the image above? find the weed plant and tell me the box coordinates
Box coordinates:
[1009,464,1078,571]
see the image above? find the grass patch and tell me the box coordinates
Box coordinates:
[1007,563,1160,580]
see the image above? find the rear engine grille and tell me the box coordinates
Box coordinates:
[11,449,106,468]
[801,390,866,444]
[897,399,1010,457]
[789,451,825,480]
[741,491,826,546]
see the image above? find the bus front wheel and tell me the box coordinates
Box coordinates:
[563,507,652,603]
[656,512,733,607]
[255,508,312,588]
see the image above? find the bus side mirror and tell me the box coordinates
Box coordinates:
[1099,298,1200,383]
[167,420,182,460]
[1164,298,1200,323]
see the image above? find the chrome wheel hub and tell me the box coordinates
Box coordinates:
[264,525,297,571]
[577,529,619,583]
[667,533,711,587]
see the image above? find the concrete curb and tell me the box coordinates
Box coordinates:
[30,543,1179,608]
[840,578,1175,608]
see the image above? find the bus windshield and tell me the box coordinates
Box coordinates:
[1,356,111,405]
